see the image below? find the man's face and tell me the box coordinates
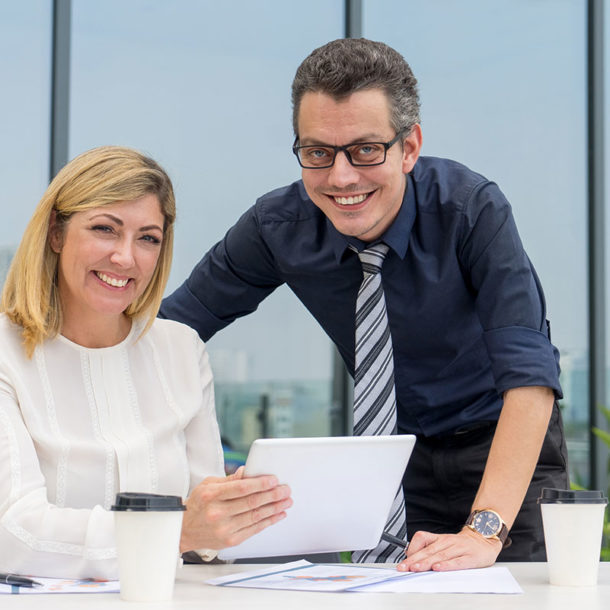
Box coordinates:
[297,89,421,242]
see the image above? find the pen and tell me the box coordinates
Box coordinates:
[0,573,42,588]
[381,531,410,552]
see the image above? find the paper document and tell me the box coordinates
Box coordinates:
[206,560,523,594]
[0,577,119,595]
[359,566,523,594]
[207,560,402,592]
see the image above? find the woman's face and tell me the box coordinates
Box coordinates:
[51,194,165,328]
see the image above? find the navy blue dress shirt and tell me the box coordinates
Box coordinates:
[160,156,562,436]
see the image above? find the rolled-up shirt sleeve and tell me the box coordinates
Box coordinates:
[483,326,562,397]
[458,182,562,397]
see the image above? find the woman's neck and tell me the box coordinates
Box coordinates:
[60,312,133,348]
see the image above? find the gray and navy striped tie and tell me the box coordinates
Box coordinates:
[351,243,407,564]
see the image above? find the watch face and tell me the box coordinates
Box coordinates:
[472,510,501,537]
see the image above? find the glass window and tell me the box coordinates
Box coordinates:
[0,2,52,285]
[70,0,344,453]
[602,4,610,432]
[364,0,589,482]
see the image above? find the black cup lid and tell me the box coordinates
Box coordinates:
[537,488,608,505]
[111,492,186,512]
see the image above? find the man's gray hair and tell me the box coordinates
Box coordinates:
[291,38,420,136]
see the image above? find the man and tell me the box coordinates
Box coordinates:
[161,38,567,571]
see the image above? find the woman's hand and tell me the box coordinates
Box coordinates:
[397,527,502,572]
[180,467,292,552]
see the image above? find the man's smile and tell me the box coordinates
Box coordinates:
[332,192,370,206]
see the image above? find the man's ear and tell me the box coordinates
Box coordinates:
[48,209,63,253]
[401,123,423,174]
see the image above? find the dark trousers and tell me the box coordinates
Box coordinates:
[401,402,568,561]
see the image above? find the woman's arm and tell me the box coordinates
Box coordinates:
[0,387,118,579]
[180,333,291,554]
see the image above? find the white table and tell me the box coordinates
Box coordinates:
[3,563,609,609]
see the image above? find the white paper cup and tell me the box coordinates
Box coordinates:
[538,488,608,587]
[111,492,185,602]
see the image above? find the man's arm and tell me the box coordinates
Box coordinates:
[393,180,561,571]
[397,384,554,572]
[160,206,283,341]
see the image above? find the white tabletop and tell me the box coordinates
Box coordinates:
[3,562,609,609]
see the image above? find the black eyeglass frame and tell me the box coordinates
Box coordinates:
[292,129,407,169]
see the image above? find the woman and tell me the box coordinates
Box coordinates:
[0,146,290,579]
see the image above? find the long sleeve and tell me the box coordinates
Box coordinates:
[456,182,561,396]
[0,315,224,579]
[182,334,225,492]
[0,386,117,578]
[160,203,284,341]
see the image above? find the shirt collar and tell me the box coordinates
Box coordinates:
[328,174,417,262]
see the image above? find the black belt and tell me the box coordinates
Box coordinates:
[417,420,497,447]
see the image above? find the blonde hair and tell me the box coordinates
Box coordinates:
[1,145,176,357]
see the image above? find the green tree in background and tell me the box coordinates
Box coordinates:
[592,406,610,561]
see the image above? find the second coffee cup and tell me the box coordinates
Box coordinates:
[538,488,608,587]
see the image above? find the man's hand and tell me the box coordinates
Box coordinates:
[396,385,553,572]
[396,527,502,572]
[180,467,292,553]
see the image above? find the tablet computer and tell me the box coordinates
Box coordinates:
[217,435,416,560]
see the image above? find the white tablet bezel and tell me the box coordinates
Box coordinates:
[217,435,416,560]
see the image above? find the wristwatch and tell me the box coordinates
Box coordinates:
[465,509,510,547]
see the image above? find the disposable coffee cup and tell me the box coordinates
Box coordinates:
[538,488,608,586]
[111,492,186,602]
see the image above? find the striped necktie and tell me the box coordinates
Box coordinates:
[351,243,407,564]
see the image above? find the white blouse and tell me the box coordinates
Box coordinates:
[0,314,224,579]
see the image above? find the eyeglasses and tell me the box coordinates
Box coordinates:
[292,130,406,169]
